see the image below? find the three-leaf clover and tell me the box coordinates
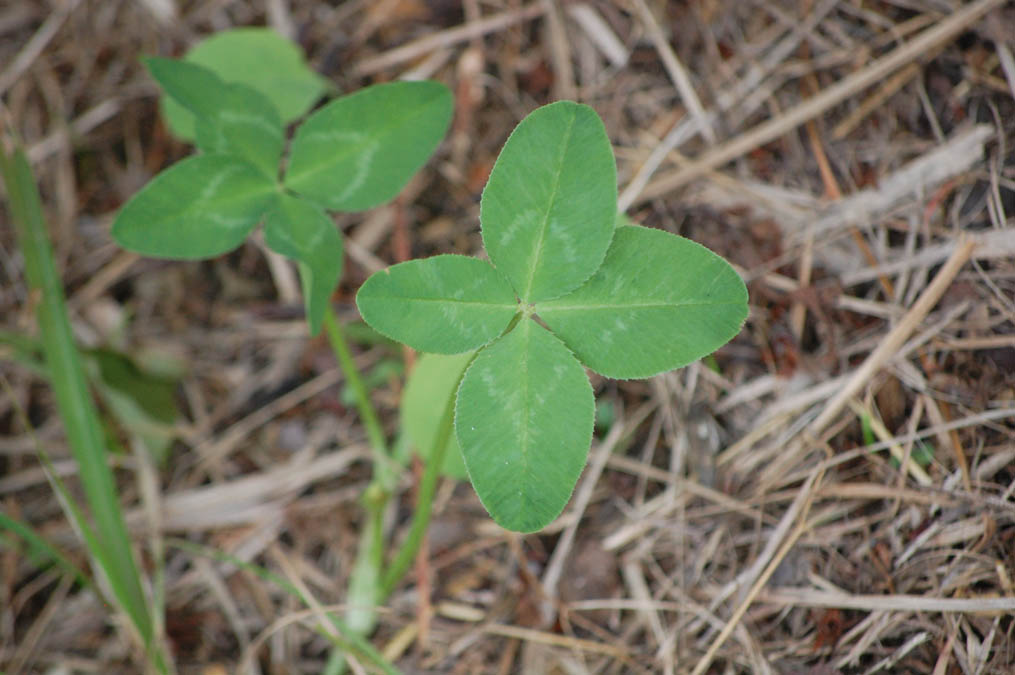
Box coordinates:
[357,101,749,532]
[112,29,453,335]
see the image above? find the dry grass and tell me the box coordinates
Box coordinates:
[2,1,1014,673]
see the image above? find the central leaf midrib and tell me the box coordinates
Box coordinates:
[538,300,744,312]
[520,111,577,301]
[174,166,275,223]
[518,323,533,508]
[287,137,372,186]
[373,296,517,308]
[286,96,439,186]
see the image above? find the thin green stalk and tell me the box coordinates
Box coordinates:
[322,484,388,675]
[321,305,463,668]
[321,306,394,674]
[322,307,395,485]
[0,512,90,590]
[380,373,457,599]
[345,485,385,633]
[0,373,93,592]
[1,141,163,671]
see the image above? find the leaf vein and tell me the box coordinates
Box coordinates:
[521,109,576,300]
[538,300,744,311]
[368,297,516,308]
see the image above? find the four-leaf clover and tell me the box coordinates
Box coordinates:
[357,102,749,532]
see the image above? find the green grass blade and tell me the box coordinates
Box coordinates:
[1,143,159,666]
[0,512,91,590]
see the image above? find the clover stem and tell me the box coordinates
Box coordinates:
[321,306,396,675]
[321,307,393,480]
[379,366,460,599]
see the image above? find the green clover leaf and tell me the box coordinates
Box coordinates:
[481,101,617,302]
[537,224,749,379]
[358,101,749,532]
[284,81,453,212]
[111,154,276,259]
[145,58,284,177]
[456,319,593,533]
[356,255,518,354]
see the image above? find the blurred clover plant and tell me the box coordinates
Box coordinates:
[112,28,453,335]
[109,27,457,671]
